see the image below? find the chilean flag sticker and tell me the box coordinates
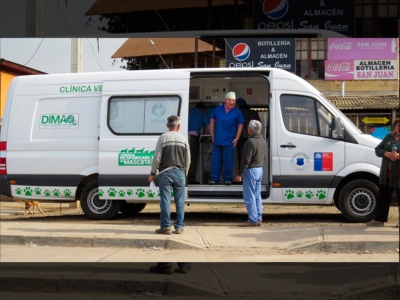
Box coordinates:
[314,152,333,171]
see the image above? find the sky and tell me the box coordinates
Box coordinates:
[0,38,128,74]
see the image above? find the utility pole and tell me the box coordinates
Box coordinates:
[70,38,82,73]
[26,0,43,37]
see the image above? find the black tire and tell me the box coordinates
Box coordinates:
[338,179,378,223]
[80,181,122,220]
[119,202,147,215]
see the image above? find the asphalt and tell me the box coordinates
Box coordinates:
[1,201,399,299]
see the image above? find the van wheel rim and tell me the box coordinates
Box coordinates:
[87,189,112,214]
[347,188,375,216]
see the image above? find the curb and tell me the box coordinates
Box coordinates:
[288,241,400,253]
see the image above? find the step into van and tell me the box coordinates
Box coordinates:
[0,68,381,222]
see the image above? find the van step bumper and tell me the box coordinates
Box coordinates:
[0,175,12,197]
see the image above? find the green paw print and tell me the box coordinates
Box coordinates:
[53,189,60,196]
[98,189,104,197]
[316,190,326,200]
[119,190,125,197]
[64,189,72,197]
[34,188,41,195]
[305,191,313,199]
[157,191,161,197]
[296,191,303,198]
[24,187,33,196]
[136,188,145,198]
[15,188,22,195]
[147,190,154,198]
[127,189,133,196]
[44,190,51,197]
[170,191,174,197]
[108,188,116,197]
[284,189,295,200]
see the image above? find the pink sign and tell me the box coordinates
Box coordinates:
[325,60,354,80]
[327,38,398,60]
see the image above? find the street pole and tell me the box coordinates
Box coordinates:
[26,0,42,37]
[71,38,82,73]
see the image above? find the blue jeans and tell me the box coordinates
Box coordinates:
[211,144,235,182]
[159,168,186,229]
[243,167,263,224]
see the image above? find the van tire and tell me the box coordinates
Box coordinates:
[338,179,378,223]
[120,202,147,215]
[80,181,122,220]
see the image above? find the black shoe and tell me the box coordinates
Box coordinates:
[150,265,173,274]
[224,181,231,185]
[208,181,215,185]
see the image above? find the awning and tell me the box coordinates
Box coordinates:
[327,95,399,110]
[112,38,221,58]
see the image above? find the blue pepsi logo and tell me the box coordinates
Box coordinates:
[263,0,289,20]
[232,43,250,61]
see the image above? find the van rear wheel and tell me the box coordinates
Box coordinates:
[338,179,378,223]
[80,181,121,220]
[120,202,147,215]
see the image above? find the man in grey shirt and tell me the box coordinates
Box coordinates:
[148,115,191,235]
[236,120,267,227]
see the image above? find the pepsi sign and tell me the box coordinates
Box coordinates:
[253,0,355,36]
[226,38,295,72]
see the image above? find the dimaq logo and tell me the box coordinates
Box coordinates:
[232,43,251,61]
[263,0,289,20]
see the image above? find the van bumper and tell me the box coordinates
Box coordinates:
[0,175,12,197]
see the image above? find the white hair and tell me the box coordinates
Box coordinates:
[248,120,262,134]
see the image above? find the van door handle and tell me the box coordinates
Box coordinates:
[280,144,296,148]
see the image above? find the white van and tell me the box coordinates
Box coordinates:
[0,68,382,222]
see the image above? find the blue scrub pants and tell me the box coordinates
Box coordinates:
[210,144,234,183]
[243,167,263,224]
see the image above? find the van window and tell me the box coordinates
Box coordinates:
[108,96,180,134]
[281,94,333,137]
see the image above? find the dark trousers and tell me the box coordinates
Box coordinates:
[187,135,199,183]
[237,138,248,167]
[374,179,399,222]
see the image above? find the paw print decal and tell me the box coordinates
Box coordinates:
[157,191,161,197]
[108,188,116,197]
[64,189,72,197]
[305,191,313,199]
[53,189,60,196]
[98,189,104,197]
[284,189,295,200]
[136,188,145,198]
[24,187,33,196]
[316,190,326,200]
[118,190,125,197]
[296,191,303,198]
[147,190,154,198]
[44,190,51,197]
[170,191,174,197]
[127,189,133,196]
[15,188,22,195]
[34,188,41,195]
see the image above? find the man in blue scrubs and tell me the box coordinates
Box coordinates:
[209,91,244,185]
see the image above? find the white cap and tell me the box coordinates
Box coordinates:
[225,91,236,99]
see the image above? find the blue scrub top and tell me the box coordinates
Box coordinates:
[188,108,209,134]
[210,105,244,146]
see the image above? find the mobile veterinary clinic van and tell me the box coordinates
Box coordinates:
[0,68,382,222]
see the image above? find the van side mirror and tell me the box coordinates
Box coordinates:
[330,117,344,140]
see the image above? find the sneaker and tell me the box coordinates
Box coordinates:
[174,228,184,234]
[208,181,215,185]
[258,220,262,226]
[224,181,231,185]
[149,265,173,274]
[155,227,172,235]
[239,222,258,227]
[174,267,191,273]
[366,220,384,227]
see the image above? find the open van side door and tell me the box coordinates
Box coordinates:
[98,71,190,202]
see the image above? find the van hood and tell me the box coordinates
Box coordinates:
[353,133,381,148]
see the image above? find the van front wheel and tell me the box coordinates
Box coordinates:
[338,180,378,223]
[80,181,121,220]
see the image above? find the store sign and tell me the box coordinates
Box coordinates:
[225,38,295,72]
[325,60,397,80]
[327,38,398,60]
[253,0,355,36]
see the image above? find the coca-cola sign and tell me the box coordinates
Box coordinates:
[328,38,398,60]
[325,60,354,80]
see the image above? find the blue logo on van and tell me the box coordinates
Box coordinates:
[151,103,166,117]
